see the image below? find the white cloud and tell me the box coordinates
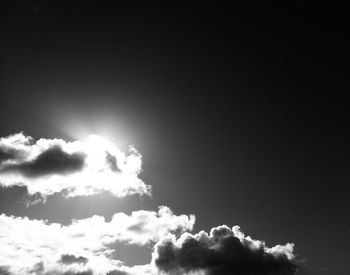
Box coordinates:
[0,132,298,275]
[0,206,195,275]
[0,133,151,199]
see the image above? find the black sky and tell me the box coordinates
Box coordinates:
[1,1,350,274]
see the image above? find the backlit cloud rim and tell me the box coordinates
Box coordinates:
[0,133,298,275]
[0,133,151,199]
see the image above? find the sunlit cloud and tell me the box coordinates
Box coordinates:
[0,133,298,275]
[0,133,151,199]
[0,206,195,275]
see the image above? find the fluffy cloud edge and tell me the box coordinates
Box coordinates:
[0,206,195,275]
[152,225,298,275]
[0,133,151,200]
[0,210,299,275]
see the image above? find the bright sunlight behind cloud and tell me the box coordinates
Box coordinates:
[0,133,151,200]
[0,133,297,275]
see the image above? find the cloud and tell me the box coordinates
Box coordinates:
[0,266,11,275]
[61,271,93,275]
[0,147,21,164]
[59,255,89,265]
[0,134,29,164]
[0,206,194,275]
[0,133,299,275]
[3,146,86,178]
[153,225,297,275]
[0,133,151,199]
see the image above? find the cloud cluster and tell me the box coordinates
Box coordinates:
[0,133,299,275]
[153,225,297,275]
[0,206,194,275]
[0,133,150,199]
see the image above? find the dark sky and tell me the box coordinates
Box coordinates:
[1,1,350,275]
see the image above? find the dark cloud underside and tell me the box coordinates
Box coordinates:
[3,146,86,177]
[59,254,89,265]
[62,271,93,275]
[0,266,11,275]
[154,226,296,275]
[105,152,121,172]
[106,271,128,275]
[0,147,25,164]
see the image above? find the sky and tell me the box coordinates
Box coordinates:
[1,1,349,275]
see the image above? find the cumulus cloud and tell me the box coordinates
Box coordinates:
[153,225,297,275]
[0,206,194,275]
[0,133,150,199]
[0,133,299,275]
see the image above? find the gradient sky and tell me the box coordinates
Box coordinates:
[1,1,349,275]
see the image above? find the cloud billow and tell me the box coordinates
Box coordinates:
[0,133,151,199]
[0,133,299,275]
[0,206,194,275]
[153,225,297,275]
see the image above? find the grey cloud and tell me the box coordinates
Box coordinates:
[106,271,129,275]
[3,146,86,177]
[127,219,148,233]
[0,149,15,163]
[0,264,94,275]
[105,152,121,172]
[59,254,88,265]
[44,270,93,275]
[154,225,297,275]
[30,262,44,273]
[62,271,93,275]
[0,147,26,164]
[0,133,150,198]
[0,266,11,275]
[24,192,46,207]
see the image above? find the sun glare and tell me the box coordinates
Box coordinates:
[0,133,149,198]
[87,134,114,156]
[83,134,141,174]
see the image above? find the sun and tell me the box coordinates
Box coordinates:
[82,134,117,169]
[82,134,141,174]
[87,134,116,154]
